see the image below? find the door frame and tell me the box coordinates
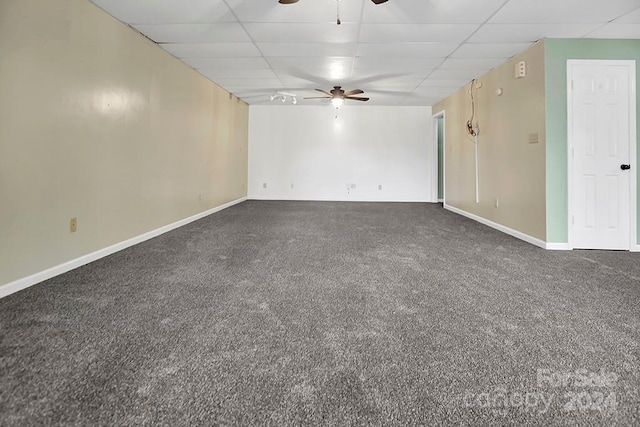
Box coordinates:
[566,59,637,250]
[432,110,446,204]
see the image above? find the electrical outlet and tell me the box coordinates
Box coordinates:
[290,183,294,189]
[70,217,77,233]
[515,61,526,79]
[378,185,383,191]
[262,182,267,189]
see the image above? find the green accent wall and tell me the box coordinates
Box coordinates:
[545,39,640,244]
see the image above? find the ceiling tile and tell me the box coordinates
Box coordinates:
[199,68,279,79]
[271,58,354,83]
[359,24,478,42]
[490,0,640,23]
[278,76,328,88]
[428,69,488,80]
[356,43,458,58]
[210,78,283,88]
[243,23,359,44]
[269,57,354,73]
[350,75,425,89]
[411,86,459,97]
[614,7,640,23]
[401,97,441,106]
[353,57,442,72]
[419,78,472,88]
[256,43,357,58]
[362,0,508,24]
[469,24,602,43]
[585,23,640,38]
[450,43,532,58]
[160,42,260,58]
[133,23,250,43]
[439,57,505,70]
[183,57,270,70]
[91,0,235,24]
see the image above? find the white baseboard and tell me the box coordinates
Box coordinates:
[0,197,247,299]
[444,204,560,250]
[631,245,640,252]
[545,242,572,251]
[247,197,432,203]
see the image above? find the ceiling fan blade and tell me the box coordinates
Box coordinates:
[343,89,364,96]
[371,0,388,3]
[304,96,331,99]
[345,96,370,101]
[315,88,333,96]
[279,0,299,4]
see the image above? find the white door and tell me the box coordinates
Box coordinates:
[569,61,634,250]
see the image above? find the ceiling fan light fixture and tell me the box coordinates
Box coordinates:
[331,97,344,109]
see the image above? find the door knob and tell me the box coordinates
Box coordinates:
[620,164,631,170]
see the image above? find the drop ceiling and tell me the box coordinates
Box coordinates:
[91,0,640,106]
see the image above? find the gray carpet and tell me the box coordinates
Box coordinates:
[0,201,638,426]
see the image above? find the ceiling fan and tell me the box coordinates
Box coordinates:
[305,86,369,108]
[279,0,388,3]
[279,0,388,25]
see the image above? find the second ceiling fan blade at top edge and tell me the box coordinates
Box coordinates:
[343,89,364,96]
[279,0,387,4]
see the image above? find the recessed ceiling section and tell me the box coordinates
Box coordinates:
[89,0,640,107]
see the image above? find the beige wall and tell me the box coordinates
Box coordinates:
[433,41,546,241]
[0,0,248,287]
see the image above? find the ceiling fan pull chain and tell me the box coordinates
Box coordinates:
[336,0,341,25]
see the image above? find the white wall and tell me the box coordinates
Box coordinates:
[248,105,433,202]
